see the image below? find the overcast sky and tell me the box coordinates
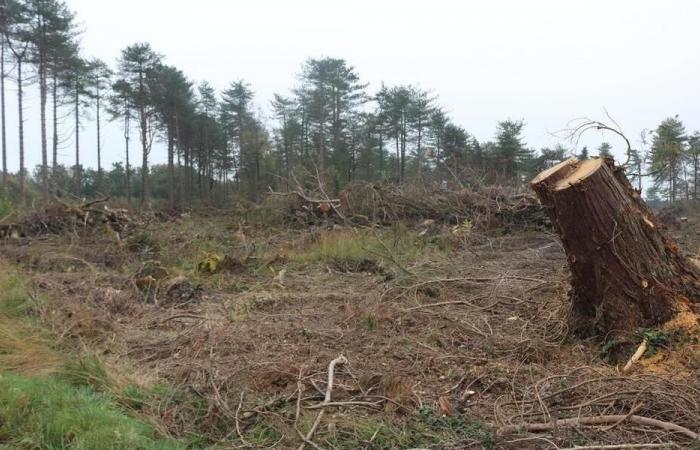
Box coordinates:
[4,0,700,172]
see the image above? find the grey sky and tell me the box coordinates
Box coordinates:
[4,0,700,172]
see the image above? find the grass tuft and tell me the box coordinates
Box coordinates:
[289,226,423,271]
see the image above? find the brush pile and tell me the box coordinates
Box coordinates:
[263,182,545,230]
[1,198,135,239]
[338,182,544,229]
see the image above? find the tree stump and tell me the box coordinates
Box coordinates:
[531,157,700,337]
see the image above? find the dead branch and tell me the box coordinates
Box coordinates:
[622,338,648,373]
[498,414,699,440]
[559,445,678,450]
[297,355,348,450]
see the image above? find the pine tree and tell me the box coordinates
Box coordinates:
[25,0,76,201]
[597,142,613,158]
[221,80,253,196]
[107,79,134,206]
[494,119,527,181]
[116,43,161,206]
[649,116,687,203]
[83,58,111,194]
[4,0,30,202]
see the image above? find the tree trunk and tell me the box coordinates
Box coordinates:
[1,34,6,191]
[96,86,102,194]
[175,114,184,209]
[17,59,24,204]
[139,71,148,207]
[531,157,700,337]
[39,51,48,201]
[52,71,58,183]
[125,111,132,208]
[167,119,174,208]
[74,84,80,197]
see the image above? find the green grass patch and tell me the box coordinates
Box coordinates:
[0,372,186,450]
[0,265,189,449]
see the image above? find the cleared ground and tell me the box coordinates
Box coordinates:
[1,210,698,449]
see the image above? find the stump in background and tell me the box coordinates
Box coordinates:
[531,157,700,337]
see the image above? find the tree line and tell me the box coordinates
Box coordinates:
[0,0,696,208]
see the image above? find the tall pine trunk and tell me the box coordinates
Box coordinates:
[167,118,174,208]
[17,59,25,204]
[176,115,184,209]
[0,35,6,191]
[52,72,58,181]
[124,112,131,207]
[96,85,102,193]
[74,82,80,197]
[39,51,48,201]
[138,71,148,207]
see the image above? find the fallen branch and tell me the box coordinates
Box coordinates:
[305,400,382,410]
[498,415,699,440]
[560,444,678,450]
[297,355,348,450]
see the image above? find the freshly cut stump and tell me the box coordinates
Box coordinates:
[531,157,700,336]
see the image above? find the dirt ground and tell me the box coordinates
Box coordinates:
[1,210,699,449]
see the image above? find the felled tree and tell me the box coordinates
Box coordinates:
[531,156,700,336]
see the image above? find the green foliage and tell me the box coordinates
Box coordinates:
[197,252,225,274]
[419,406,495,449]
[363,314,378,331]
[641,328,670,357]
[0,195,12,218]
[0,372,186,450]
[597,142,613,157]
[649,116,688,202]
[126,231,160,255]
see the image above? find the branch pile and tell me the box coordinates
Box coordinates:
[495,368,700,444]
[1,198,136,238]
[338,182,544,229]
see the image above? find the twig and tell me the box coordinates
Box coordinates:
[235,391,253,448]
[297,355,348,450]
[559,445,678,450]
[498,415,699,440]
[622,338,648,373]
[305,400,382,410]
[160,314,211,324]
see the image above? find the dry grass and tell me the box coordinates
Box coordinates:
[0,266,64,376]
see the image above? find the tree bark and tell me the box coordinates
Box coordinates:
[74,82,80,197]
[0,34,6,192]
[96,85,102,194]
[124,108,132,208]
[39,45,48,201]
[52,71,58,182]
[17,58,24,204]
[531,157,700,337]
